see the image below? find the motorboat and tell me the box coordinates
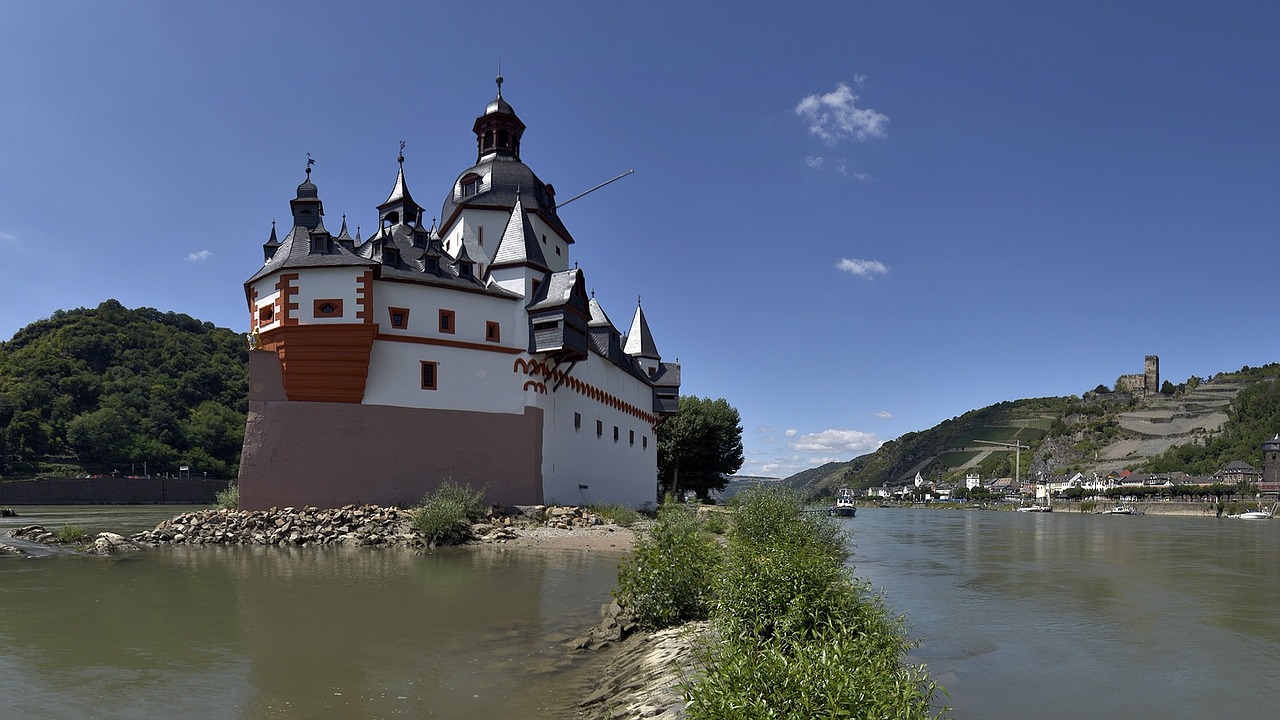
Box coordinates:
[1107,505,1134,515]
[829,487,857,517]
[1016,504,1053,513]
[1230,502,1276,520]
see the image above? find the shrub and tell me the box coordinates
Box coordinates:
[684,486,946,719]
[614,502,722,630]
[57,524,87,543]
[588,502,640,528]
[214,483,238,510]
[411,481,487,546]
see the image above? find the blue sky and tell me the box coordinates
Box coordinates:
[2,1,1278,478]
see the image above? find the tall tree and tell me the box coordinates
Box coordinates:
[658,395,744,502]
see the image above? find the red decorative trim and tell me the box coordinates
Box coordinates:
[376,332,522,355]
[357,270,375,324]
[277,273,300,326]
[314,298,344,318]
[510,355,656,425]
[388,306,410,329]
[257,323,376,403]
[523,380,547,394]
[249,287,259,331]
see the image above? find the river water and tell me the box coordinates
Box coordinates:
[845,507,1280,719]
[4,505,1278,718]
[0,506,621,719]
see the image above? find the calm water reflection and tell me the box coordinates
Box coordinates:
[846,508,1280,720]
[1,507,621,719]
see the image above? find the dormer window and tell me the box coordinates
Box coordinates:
[425,256,440,272]
[461,174,481,198]
[384,248,400,266]
[309,235,330,254]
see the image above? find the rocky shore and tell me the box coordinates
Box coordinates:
[2,503,635,556]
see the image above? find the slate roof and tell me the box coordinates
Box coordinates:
[491,193,549,271]
[623,303,660,359]
[247,224,377,284]
[440,156,574,244]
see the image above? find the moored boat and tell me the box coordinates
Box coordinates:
[829,487,857,517]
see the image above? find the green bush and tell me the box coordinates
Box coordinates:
[214,483,238,510]
[411,481,487,546]
[588,502,640,528]
[684,486,946,719]
[614,502,722,630]
[57,524,87,543]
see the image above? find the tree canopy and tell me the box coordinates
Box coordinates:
[0,300,248,478]
[657,395,745,501]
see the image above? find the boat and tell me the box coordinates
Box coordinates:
[1230,502,1277,520]
[1107,505,1134,515]
[829,487,857,517]
[1016,504,1053,513]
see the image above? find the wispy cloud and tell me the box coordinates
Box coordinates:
[788,428,882,454]
[185,250,213,263]
[804,155,824,168]
[836,258,888,278]
[874,410,893,419]
[0,231,15,242]
[785,428,797,437]
[795,81,888,143]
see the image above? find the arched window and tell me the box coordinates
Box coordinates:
[498,129,510,148]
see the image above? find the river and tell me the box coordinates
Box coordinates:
[4,505,1278,718]
[0,506,621,719]
[846,507,1280,719]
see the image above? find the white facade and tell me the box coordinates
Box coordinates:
[241,81,678,509]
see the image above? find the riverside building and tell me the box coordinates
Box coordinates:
[237,77,679,510]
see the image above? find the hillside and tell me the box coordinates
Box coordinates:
[786,365,1280,498]
[0,300,248,479]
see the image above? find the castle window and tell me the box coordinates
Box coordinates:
[384,248,400,266]
[541,234,546,245]
[439,309,455,334]
[313,299,343,318]
[486,321,501,342]
[259,305,274,324]
[574,412,582,431]
[478,226,484,246]
[462,175,481,198]
[555,245,561,256]
[498,129,510,148]
[613,426,619,443]
[482,131,494,151]
[596,420,603,438]
[629,430,635,446]
[386,211,399,224]
[420,361,438,390]
[643,436,648,450]
[389,307,410,329]
[425,256,439,272]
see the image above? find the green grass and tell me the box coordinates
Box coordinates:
[588,502,641,528]
[410,481,487,546]
[214,483,238,510]
[57,524,87,543]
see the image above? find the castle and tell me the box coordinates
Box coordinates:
[1116,355,1160,395]
[236,77,679,510]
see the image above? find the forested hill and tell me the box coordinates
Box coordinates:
[0,300,248,479]
[786,364,1280,499]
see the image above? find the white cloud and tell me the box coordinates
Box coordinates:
[804,155,824,168]
[836,258,889,278]
[853,74,867,87]
[0,231,15,242]
[788,428,882,454]
[795,81,888,143]
[874,410,893,419]
[784,428,797,437]
[185,250,213,263]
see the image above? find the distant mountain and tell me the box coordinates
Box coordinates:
[0,300,248,479]
[785,365,1280,498]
